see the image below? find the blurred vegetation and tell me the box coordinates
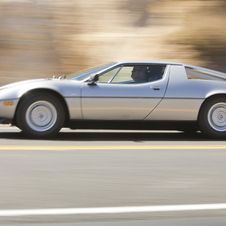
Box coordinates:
[0,0,226,85]
[170,0,226,72]
[183,32,226,72]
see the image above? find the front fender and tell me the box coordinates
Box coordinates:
[0,79,82,120]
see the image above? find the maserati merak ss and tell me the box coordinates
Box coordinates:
[1,61,226,138]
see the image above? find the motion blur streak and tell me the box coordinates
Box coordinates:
[1,0,226,86]
[0,145,226,151]
[0,145,226,150]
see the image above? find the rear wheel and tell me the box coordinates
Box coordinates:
[199,97,226,139]
[16,93,65,138]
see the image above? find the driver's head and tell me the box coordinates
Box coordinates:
[131,66,147,82]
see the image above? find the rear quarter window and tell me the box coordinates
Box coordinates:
[185,67,226,81]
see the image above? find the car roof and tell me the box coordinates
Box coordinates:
[115,61,226,78]
[113,61,226,80]
[115,61,183,65]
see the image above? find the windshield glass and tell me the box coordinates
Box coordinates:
[66,62,117,81]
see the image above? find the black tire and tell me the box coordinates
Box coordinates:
[16,93,65,138]
[198,97,226,139]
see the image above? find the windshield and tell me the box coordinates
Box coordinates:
[66,62,117,81]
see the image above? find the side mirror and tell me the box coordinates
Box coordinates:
[88,74,99,85]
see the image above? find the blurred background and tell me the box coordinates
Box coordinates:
[1,0,226,86]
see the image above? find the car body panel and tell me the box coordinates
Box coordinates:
[81,66,170,120]
[65,97,82,119]
[165,65,226,99]
[0,79,82,99]
[0,99,19,119]
[146,99,204,121]
[146,65,226,121]
[146,65,205,120]
[0,79,82,120]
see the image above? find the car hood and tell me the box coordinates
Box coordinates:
[0,79,47,91]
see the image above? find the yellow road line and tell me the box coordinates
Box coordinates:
[0,146,226,150]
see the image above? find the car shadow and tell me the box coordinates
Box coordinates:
[55,131,209,141]
[0,130,212,141]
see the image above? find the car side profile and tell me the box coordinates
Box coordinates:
[1,61,226,139]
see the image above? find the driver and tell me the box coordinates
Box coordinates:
[131,66,148,83]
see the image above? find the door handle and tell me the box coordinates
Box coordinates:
[150,86,162,90]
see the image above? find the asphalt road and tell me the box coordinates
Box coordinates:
[0,126,226,225]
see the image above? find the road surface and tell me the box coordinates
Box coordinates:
[0,126,226,225]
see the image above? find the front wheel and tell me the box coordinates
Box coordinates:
[199,97,226,139]
[16,93,65,138]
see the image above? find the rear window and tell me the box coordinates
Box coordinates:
[185,66,226,81]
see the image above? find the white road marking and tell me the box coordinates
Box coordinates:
[0,204,226,217]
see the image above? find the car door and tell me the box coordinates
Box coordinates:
[81,65,170,120]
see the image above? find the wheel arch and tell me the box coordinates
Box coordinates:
[13,88,70,126]
[198,94,226,121]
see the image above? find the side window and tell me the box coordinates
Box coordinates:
[147,65,166,82]
[110,65,166,84]
[111,66,134,83]
[185,66,225,81]
[98,67,120,83]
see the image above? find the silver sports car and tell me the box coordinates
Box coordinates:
[1,61,226,139]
